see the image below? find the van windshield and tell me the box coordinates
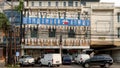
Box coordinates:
[63,56,71,60]
[25,55,32,58]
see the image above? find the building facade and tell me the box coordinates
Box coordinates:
[2,0,120,62]
[22,0,91,57]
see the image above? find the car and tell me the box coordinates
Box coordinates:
[82,54,113,68]
[74,54,90,64]
[18,55,35,67]
[39,54,62,67]
[62,55,72,64]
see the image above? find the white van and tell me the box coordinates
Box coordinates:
[74,54,90,64]
[39,54,62,67]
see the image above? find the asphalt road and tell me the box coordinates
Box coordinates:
[20,63,120,68]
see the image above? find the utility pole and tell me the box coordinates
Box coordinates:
[59,32,62,56]
[8,0,14,65]
[14,26,16,65]
[8,0,15,65]
[20,0,24,58]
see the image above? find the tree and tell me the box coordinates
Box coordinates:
[15,0,24,44]
[15,0,24,11]
[0,12,10,36]
[0,12,10,65]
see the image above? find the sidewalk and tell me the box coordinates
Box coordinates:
[111,63,120,68]
[0,60,5,67]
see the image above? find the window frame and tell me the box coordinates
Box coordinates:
[48,1,51,6]
[75,2,78,7]
[48,27,56,37]
[68,1,73,7]
[56,1,58,7]
[117,13,120,22]
[68,27,75,38]
[118,28,120,38]
[31,1,34,6]
[30,27,38,38]
[63,1,66,7]
[81,1,86,6]
[39,1,42,6]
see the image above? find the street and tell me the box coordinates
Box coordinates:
[20,63,120,68]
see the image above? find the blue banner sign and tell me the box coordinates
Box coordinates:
[4,10,21,25]
[23,17,90,26]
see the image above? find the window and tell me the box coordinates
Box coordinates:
[64,12,66,19]
[22,28,25,38]
[48,1,51,6]
[30,27,38,38]
[96,21,110,32]
[31,1,34,6]
[63,2,66,7]
[78,12,80,19]
[118,28,120,38]
[48,27,56,37]
[117,13,120,22]
[39,2,42,6]
[75,2,78,7]
[68,1,73,6]
[3,36,7,44]
[56,1,58,6]
[68,27,75,38]
[58,12,61,18]
[86,30,90,39]
[81,1,86,6]
[16,37,20,44]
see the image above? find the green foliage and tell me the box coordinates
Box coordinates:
[0,12,10,33]
[15,0,24,11]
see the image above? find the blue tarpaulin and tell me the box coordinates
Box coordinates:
[23,17,90,26]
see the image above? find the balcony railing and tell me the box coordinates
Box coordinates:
[25,6,81,10]
[23,38,90,46]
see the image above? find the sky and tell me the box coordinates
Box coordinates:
[100,0,120,6]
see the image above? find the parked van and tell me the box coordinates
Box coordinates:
[39,54,62,67]
[74,54,90,64]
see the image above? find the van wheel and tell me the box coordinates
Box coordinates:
[78,61,81,64]
[31,64,34,67]
[57,65,60,67]
[39,62,42,66]
[20,62,24,67]
[100,65,104,68]
[104,63,110,68]
[48,63,51,67]
[84,63,90,68]
[20,64,23,67]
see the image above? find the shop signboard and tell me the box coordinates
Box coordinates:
[4,10,21,25]
[23,17,90,26]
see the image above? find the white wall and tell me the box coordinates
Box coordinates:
[91,10,114,42]
[28,1,81,7]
